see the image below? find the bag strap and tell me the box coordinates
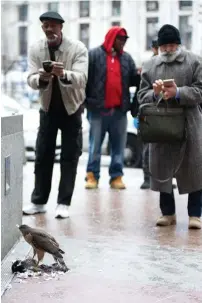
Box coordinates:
[138,97,171,117]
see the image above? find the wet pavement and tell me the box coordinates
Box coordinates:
[2,157,202,302]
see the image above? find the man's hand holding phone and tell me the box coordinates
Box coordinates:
[153,79,177,100]
[39,68,53,82]
[39,61,65,82]
[51,62,65,77]
[162,79,177,100]
[39,60,53,82]
[153,79,164,96]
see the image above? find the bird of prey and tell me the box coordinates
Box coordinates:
[17,224,68,272]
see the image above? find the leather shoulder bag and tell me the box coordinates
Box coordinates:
[138,99,187,144]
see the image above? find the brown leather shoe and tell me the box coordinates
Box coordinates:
[156,215,176,226]
[189,217,201,229]
[85,172,98,189]
[110,176,126,190]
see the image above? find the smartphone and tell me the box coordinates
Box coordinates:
[163,79,174,87]
[42,60,53,73]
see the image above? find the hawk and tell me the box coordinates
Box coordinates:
[17,224,68,272]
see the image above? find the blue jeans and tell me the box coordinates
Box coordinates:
[160,190,202,217]
[86,108,127,181]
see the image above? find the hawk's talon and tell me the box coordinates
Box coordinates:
[33,266,38,272]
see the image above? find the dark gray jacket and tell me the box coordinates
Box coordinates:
[85,46,140,114]
[138,49,202,194]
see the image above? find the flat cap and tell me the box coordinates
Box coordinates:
[39,11,65,23]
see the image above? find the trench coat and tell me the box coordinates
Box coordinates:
[137,49,202,194]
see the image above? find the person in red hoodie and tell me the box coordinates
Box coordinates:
[85,26,140,189]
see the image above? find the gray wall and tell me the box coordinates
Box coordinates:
[1,115,24,260]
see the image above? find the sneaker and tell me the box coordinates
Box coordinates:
[189,217,201,229]
[85,172,98,189]
[140,179,150,189]
[55,204,69,219]
[110,176,126,190]
[156,215,176,226]
[23,204,46,215]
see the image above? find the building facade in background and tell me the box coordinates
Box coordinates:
[1,0,202,69]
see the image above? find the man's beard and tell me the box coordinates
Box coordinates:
[159,46,182,63]
[46,34,59,45]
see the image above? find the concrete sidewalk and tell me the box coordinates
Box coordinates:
[2,161,202,303]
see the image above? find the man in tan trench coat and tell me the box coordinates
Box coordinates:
[138,24,202,229]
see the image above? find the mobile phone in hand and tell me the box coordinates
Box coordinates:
[163,79,174,87]
[42,61,53,73]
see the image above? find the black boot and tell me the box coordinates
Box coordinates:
[140,177,150,189]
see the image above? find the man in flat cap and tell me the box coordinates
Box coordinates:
[138,24,202,229]
[23,12,88,219]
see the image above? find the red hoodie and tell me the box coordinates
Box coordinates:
[103,27,128,109]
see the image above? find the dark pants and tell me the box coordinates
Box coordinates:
[142,143,149,180]
[31,107,82,206]
[86,108,127,180]
[160,190,202,217]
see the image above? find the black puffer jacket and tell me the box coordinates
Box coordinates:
[85,45,140,114]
